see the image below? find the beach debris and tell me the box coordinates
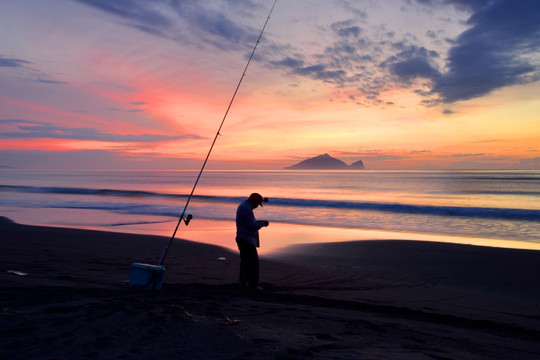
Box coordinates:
[223,314,241,325]
[7,270,28,276]
[216,257,227,261]
[169,304,194,318]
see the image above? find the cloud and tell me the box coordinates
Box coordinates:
[451,153,486,158]
[271,57,305,69]
[0,57,31,67]
[271,0,539,106]
[383,44,441,85]
[0,119,201,142]
[433,0,493,12]
[426,30,437,39]
[391,56,440,81]
[331,21,362,39]
[40,0,540,109]
[335,149,406,162]
[0,149,211,170]
[269,20,376,90]
[421,0,540,103]
[71,0,260,50]
[295,65,347,83]
[108,107,143,113]
[1,55,68,84]
[72,0,174,33]
[34,78,68,85]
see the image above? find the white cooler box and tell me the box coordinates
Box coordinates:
[129,263,165,290]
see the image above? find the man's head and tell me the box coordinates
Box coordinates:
[248,193,269,208]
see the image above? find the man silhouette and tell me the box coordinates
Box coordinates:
[235,193,269,290]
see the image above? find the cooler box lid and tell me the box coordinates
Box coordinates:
[132,263,165,271]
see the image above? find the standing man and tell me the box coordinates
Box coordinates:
[236,193,269,290]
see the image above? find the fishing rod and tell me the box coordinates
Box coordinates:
[158,0,279,266]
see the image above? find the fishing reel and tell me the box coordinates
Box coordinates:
[183,214,193,226]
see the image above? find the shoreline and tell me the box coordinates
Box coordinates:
[3,213,540,253]
[2,217,540,359]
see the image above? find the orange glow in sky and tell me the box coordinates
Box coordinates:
[1,0,539,170]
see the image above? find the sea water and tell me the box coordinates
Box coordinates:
[1,169,539,253]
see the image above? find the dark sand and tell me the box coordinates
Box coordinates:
[1,217,540,359]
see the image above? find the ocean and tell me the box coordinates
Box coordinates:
[1,169,540,254]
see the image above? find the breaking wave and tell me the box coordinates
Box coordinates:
[1,184,539,222]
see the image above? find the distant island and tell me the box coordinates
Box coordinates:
[284,153,365,170]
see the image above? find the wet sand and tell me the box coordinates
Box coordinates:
[1,217,540,359]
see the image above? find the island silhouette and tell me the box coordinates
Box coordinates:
[285,153,365,170]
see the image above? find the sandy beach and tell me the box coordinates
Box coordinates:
[1,216,540,360]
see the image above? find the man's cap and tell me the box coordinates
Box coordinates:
[248,193,268,206]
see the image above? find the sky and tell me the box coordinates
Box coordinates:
[1,0,539,170]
